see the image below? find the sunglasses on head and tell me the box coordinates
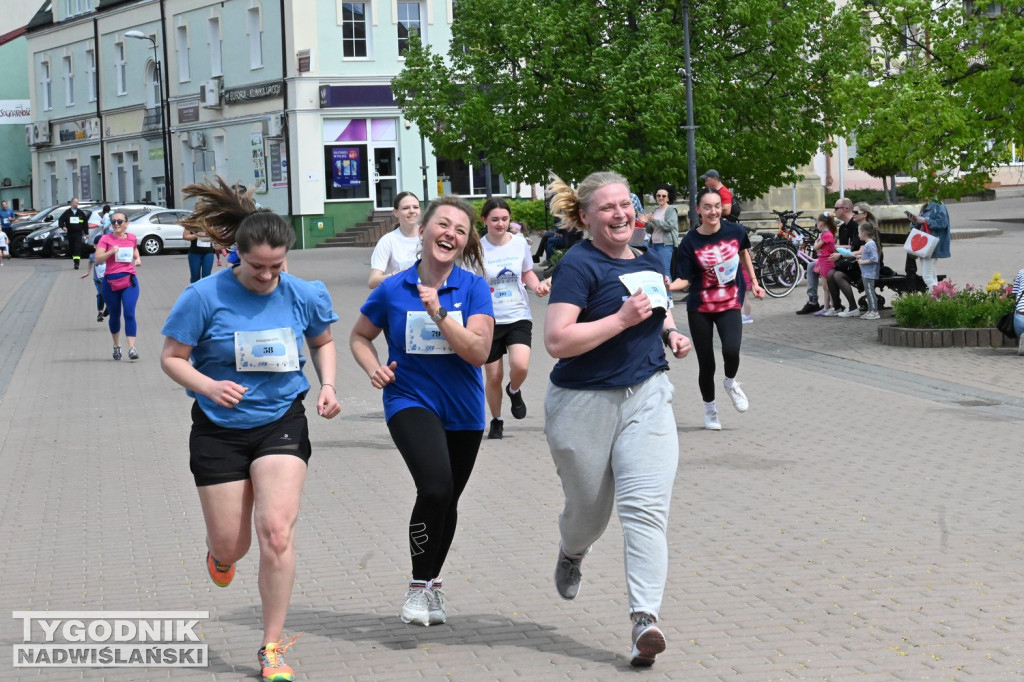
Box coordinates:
[111,219,126,225]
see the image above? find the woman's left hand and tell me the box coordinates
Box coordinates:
[317,385,341,419]
[751,282,766,299]
[667,331,692,359]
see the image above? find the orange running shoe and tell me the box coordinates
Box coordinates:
[206,552,235,587]
[258,635,300,682]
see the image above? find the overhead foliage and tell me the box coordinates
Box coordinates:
[849,0,1024,199]
[393,0,867,199]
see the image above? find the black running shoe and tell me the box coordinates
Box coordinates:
[506,383,527,419]
[795,302,822,315]
[487,418,503,440]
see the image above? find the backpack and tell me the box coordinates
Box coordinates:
[728,197,741,222]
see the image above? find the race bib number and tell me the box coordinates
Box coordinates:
[490,279,520,312]
[115,246,133,263]
[618,270,670,310]
[712,254,740,285]
[405,310,464,355]
[70,217,81,224]
[94,263,106,278]
[234,328,301,372]
[197,238,212,248]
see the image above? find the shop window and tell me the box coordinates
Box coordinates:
[324,145,369,199]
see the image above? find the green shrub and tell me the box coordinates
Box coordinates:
[467,198,553,235]
[892,278,1015,329]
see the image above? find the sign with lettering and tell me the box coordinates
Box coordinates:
[57,118,101,143]
[223,80,283,105]
[177,100,200,124]
[319,85,397,109]
[0,100,31,124]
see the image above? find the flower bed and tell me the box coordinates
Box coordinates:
[881,274,1017,348]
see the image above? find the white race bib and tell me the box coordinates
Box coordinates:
[490,278,520,312]
[94,263,106,278]
[618,271,670,310]
[234,328,301,372]
[70,217,81,224]
[712,254,740,285]
[197,238,212,248]
[405,310,464,355]
[115,246,133,263]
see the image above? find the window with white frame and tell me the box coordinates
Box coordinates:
[341,3,370,58]
[115,41,126,95]
[40,58,52,110]
[62,55,74,106]
[247,5,263,69]
[146,61,160,108]
[397,2,423,57]
[86,48,96,101]
[176,25,190,82]
[208,16,222,77]
[64,0,92,19]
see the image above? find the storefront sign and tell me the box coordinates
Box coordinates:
[269,141,288,188]
[57,117,101,143]
[177,100,200,124]
[0,100,31,124]
[223,80,283,105]
[251,133,268,193]
[331,147,361,188]
[319,85,397,109]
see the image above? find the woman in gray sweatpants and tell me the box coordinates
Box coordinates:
[544,171,691,668]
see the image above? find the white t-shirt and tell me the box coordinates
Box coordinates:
[482,233,534,325]
[0,231,8,249]
[370,228,421,276]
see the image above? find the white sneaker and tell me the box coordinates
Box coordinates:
[821,308,839,317]
[630,613,666,667]
[741,314,754,324]
[401,583,431,626]
[724,380,748,412]
[427,582,447,625]
[861,311,880,320]
[704,410,722,430]
[837,308,861,318]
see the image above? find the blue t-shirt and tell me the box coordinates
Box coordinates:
[0,208,14,229]
[360,263,494,430]
[548,241,669,390]
[161,269,338,429]
[860,240,880,280]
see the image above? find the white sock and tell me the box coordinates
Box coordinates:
[724,377,736,389]
[704,401,717,413]
[508,385,521,394]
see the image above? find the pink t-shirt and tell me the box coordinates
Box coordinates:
[816,231,836,277]
[98,233,138,276]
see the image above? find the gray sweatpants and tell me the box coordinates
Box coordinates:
[545,371,679,619]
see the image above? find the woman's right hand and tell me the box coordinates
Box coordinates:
[617,290,654,328]
[370,361,398,389]
[206,380,248,408]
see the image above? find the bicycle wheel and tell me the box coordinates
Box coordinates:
[760,245,801,298]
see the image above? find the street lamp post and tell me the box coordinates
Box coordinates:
[125,30,174,208]
[682,1,699,225]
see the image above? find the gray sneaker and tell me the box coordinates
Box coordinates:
[630,613,666,667]
[554,546,586,600]
[427,582,447,625]
[400,583,431,626]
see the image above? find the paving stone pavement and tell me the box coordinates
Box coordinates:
[0,197,1022,681]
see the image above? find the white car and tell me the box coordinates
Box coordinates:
[88,206,191,255]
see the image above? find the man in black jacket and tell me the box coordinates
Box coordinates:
[58,198,90,269]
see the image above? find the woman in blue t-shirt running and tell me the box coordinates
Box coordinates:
[350,195,495,628]
[544,171,692,668]
[160,178,341,682]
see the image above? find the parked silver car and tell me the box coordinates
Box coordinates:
[86,206,191,255]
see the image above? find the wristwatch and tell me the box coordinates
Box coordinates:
[430,307,448,323]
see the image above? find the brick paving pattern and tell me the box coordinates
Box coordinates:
[0,198,1021,680]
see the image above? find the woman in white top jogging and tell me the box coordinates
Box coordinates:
[480,198,549,439]
[368,191,422,289]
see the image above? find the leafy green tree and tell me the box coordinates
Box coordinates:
[393,0,867,199]
[848,0,1024,199]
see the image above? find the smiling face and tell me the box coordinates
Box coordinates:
[419,204,471,266]
[697,191,723,227]
[655,190,669,207]
[483,207,511,240]
[579,182,634,254]
[235,243,288,294]
[393,194,421,229]
[110,213,129,236]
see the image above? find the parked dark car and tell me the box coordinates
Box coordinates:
[19,223,91,259]
[9,203,102,257]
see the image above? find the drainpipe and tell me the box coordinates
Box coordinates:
[279,0,294,224]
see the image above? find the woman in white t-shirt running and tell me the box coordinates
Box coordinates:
[480,198,550,439]
[368,191,422,289]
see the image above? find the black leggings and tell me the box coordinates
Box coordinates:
[387,407,483,581]
[687,308,743,403]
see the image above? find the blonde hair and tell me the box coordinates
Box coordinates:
[546,171,630,233]
[852,202,877,226]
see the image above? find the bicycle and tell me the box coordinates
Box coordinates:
[746,225,803,298]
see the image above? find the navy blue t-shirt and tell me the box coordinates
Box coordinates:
[548,241,669,390]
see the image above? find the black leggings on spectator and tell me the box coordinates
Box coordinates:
[687,308,742,403]
[387,407,483,581]
[827,270,858,309]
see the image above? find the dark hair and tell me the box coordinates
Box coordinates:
[696,187,722,206]
[393,191,419,210]
[420,195,484,274]
[817,213,837,235]
[181,177,295,254]
[480,197,512,220]
[654,183,677,205]
[102,204,111,214]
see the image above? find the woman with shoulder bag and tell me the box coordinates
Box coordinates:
[907,195,951,291]
[95,212,141,361]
